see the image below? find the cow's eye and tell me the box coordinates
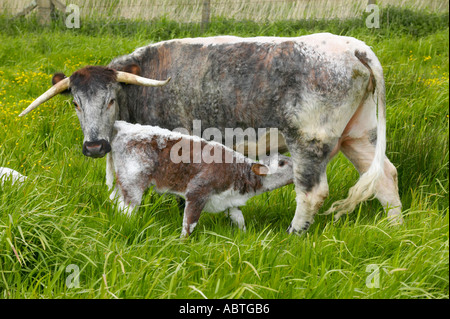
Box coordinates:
[107,99,115,109]
[73,100,81,111]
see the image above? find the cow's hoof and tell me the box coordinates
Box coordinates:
[286,221,310,236]
[387,212,404,226]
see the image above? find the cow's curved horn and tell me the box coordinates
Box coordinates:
[116,71,171,87]
[19,77,70,117]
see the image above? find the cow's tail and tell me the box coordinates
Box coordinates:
[325,51,386,220]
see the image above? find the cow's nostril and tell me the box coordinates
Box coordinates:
[87,144,102,151]
[85,142,102,152]
[82,140,111,158]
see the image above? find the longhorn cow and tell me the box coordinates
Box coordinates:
[20,33,403,233]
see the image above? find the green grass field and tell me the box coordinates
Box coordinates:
[0,7,448,299]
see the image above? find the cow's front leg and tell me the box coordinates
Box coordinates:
[285,139,332,234]
[287,172,329,234]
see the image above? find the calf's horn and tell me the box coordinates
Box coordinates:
[19,77,70,117]
[116,71,171,87]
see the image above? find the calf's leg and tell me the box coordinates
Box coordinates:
[108,155,146,216]
[181,199,206,237]
[225,207,247,231]
[181,185,210,237]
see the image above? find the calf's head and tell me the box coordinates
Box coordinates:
[19,65,170,158]
[253,154,294,191]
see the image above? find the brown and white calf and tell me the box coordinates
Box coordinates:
[106,121,293,236]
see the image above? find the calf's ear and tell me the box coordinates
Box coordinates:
[52,73,71,95]
[251,163,269,176]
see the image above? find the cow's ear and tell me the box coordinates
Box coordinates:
[52,72,71,95]
[122,63,141,76]
[251,163,269,176]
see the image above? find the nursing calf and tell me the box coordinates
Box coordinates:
[106,121,293,236]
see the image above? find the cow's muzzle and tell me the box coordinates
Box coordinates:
[82,140,111,158]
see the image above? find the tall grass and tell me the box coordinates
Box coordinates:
[0,5,448,41]
[1,0,448,22]
[0,7,448,299]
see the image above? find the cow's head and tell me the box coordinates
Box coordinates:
[19,65,170,158]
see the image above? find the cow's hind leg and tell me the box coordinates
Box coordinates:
[340,132,403,224]
[285,136,335,234]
